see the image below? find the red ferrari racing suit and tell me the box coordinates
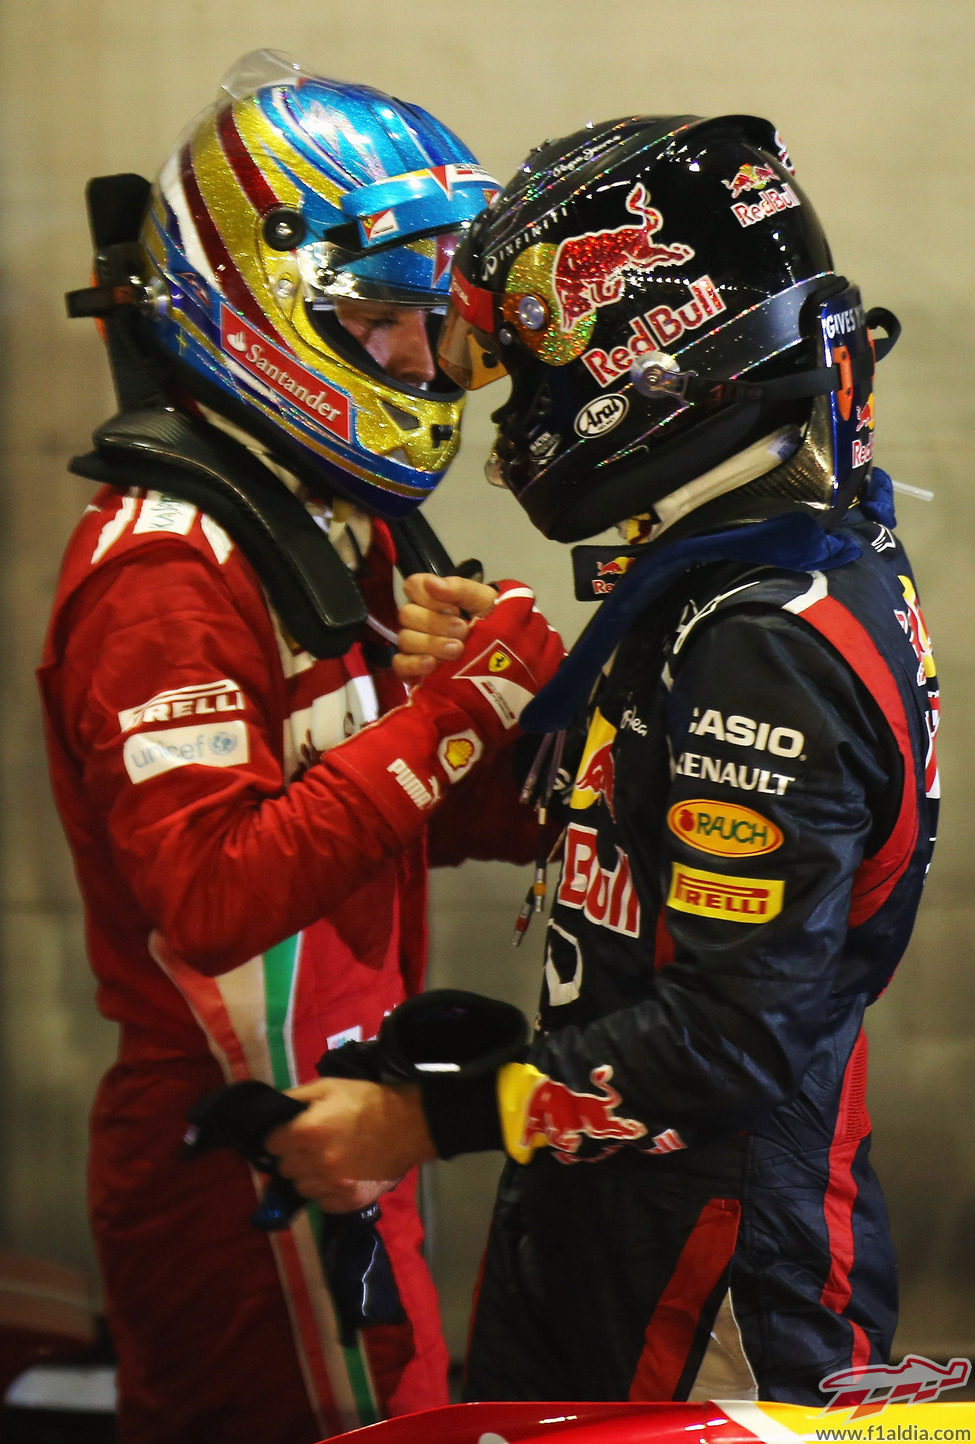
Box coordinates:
[38,482,540,1443]
[461,488,939,1406]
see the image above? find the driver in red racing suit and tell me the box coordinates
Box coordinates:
[39,54,563,1444]
[266,113,940,1408]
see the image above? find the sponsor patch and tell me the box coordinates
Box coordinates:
[325,1025,363,1051]
[687,707,804,758]
[667,862,784,923]
[134,493,197,536]
[722,162,777,198]
[438,730,483,780]
[674,750,796,796]
[557,822,641,936]
[667,799,784,858]
[222,306,351,441]
[123,721,248,783]
[570,710,617,815]
[574,393,628,437]
[581,274,725,387]
[119,679,245,734]
[387,757,441,809]
[521,1064,647,1157]
[729,181,801,229]
[454,641,536,729]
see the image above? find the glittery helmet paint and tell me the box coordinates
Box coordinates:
[140,51,499,517]
[440,114,890,541]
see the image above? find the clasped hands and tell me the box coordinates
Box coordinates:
[268,572,496,1211]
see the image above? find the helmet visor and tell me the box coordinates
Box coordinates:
[438,307,509,390]
[298,230,463,309]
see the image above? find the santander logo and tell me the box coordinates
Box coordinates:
[220,306,351,442]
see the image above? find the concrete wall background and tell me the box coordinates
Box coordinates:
[1,0,972,1367]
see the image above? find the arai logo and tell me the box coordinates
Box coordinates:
[575,393,628,437]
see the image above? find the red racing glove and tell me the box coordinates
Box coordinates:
[325,580,564,840]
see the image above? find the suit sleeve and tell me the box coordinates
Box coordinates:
[44,544,534,975]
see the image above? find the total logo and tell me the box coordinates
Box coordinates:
[667,799,784,858]
[582,275,726,387]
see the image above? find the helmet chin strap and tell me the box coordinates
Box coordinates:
[625,424,804,543]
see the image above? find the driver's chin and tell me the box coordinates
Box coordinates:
[484,445,509,488]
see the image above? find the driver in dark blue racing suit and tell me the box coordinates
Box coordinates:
[266,112,940,1407]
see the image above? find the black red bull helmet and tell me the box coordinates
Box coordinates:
[439,114,898,541]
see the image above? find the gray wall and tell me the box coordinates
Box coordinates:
[2,0,973,1366]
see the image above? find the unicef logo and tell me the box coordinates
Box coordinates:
[209,731,238,756]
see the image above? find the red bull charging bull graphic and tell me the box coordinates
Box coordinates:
[552,182,695,331]
[722,162,777,198]
[519,1064,648,1159]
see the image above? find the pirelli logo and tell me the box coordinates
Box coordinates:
[667,863,784,923]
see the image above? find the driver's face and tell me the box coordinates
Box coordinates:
[333,298,437,385]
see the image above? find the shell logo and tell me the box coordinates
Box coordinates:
[443,736,475,771]
[667,799,784,858]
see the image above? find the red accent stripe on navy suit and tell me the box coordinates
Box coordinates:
[798,594,918,928]
[628,1197,741,1400]
[819,1028,873,1367]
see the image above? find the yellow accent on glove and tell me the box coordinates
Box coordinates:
[497,1061,549,1165]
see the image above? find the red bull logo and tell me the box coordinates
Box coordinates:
[722,162,777,198]
[558,822,641,936]
[571,738,617,817]
[591,554,636,597]
[595,555,636,578]
[552,182,695,332]
[856,394,876,431]
[582,274,727,387]
[520,1064,647,1158]
[729,180,801,230]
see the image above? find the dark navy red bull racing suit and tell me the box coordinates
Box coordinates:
[462,484,939,1406]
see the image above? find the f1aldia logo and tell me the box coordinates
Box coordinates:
[819,1355,971,1417]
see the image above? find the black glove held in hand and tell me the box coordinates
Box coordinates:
[318,989,529,1159]
[184,1079,307,1228]
[184,1079,404,1344]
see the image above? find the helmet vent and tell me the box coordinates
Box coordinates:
[381,401,421,431]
